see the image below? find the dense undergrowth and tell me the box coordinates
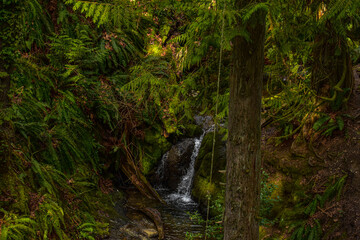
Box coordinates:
[0,0,185,239]
[0,0,360,239]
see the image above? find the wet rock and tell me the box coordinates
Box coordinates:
[194,115,214,131]
[116,205,161,240]
[162,138,195,191]
[118,224,150,240]
[142,129,172,175]
[192,131,227,216]
[142,228,158,238]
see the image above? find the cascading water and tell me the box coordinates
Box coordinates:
[111,117,215,239]
[159,125,214,206]
[167,132,205,203]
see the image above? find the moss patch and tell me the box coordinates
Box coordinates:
[183,124,202,138]
[192,177,216,199]
[192,131,226,216]
[141,129,172,175]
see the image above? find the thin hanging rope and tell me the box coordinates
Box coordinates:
[204,0,226,238]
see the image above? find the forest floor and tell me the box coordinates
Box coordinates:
[337,66,360,239]
[262,65,360,239]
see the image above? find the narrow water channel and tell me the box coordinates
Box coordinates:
[154,189,204,239]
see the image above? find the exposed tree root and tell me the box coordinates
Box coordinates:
[121,159,165,204]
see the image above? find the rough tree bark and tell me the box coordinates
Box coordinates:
[224,1,266,239]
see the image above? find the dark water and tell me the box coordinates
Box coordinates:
[152,129,210,239]
[108,189,204,240]
[156,189,204,239]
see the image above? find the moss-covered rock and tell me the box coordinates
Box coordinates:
[192,131,226,216]
[183,124,203,138]
[141,129,172,175]
[141,148,163,176]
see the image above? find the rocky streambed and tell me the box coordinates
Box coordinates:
[107,189,204,240]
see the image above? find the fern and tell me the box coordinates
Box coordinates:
[0,210,36,240]
[240,2,269,24]
[19,0,53,50]
[291,175,347,239]
[36,196,69,240]
[122,55,192,134]
[172,0,235,70]
[313,114,346,136]
[65,0,146,42]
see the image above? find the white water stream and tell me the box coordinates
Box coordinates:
[158,125,214,205]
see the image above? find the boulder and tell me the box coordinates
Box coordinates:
[163,138,195,191]
[118,224,150,240]
[194,115,214,130]
[142,228,158,238]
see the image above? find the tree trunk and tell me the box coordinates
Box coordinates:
[224,1,266,239]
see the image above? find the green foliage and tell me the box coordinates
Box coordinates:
[290,176,347,240]
[263,79,316,144]
[186,171,279,239]
[185,201,224,240]
[123,55,192,134]
[317,0,360,39]
[290,220,322,240]
[0,0,23,69]
[21,0,53,49]
[66,0,144,29]
[260,171,280,225]
[313,114,345,136]
[265,0,360,121]
[36,196,68,240]
[1,0,358,239]
[0,0,141,238]
[173,0,234,70]
[65,0,147,55]
[0,210,36,240]
[78,222,108,240]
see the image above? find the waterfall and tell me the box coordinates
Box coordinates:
[170,132,205,202]
[166,126,213,205]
